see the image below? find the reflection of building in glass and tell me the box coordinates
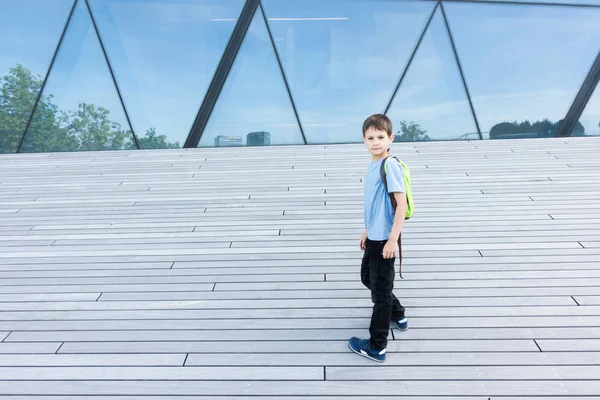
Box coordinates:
[214,135,242,147]
[247,131,271,146]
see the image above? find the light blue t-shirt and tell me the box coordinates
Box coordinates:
[363,157,406,241]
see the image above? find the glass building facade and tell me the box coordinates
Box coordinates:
[1,0,599,153]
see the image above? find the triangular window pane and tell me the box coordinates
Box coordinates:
[445,2,600,139]
[21,0,135,153]
[262,0,435,144]
[199,9,303,147]
[89,0,245,149]
[0,0,73,153]
[387,8,477,142]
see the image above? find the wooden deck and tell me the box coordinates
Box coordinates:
[0,137,599,398]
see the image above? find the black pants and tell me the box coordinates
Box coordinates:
[361,238,405,350]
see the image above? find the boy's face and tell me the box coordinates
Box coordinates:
[363,128,394,160]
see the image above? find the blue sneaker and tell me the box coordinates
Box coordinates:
[348,337,386,363]
[392,316,408,331]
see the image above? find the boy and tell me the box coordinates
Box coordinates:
[348,113,408,363]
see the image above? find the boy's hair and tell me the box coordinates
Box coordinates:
[362,114,393,137]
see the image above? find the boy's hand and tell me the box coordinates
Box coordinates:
[382,240,398,259]
[359,230,368,250]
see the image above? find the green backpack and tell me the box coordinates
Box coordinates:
[380,155,414,220]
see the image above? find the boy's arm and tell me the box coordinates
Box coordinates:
[360,229,368,250]
[382,192,407,259]
[389,192,407,242]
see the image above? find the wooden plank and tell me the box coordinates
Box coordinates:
[4,211,584,224]
[0,231,281,243]
[171,260,600,271]
[0,273,325,286]
[209,278,600,291]
[0,366,322,380]
[580,241,600,248]
[20,216,600,230]
[0,397,482,400]
[231,241,583,251]
[2,305,599,321]
[0,283,214,294]
[2,261,597,276]
[177,352,600,367]
[576,296,600,305]
[480,248,599,257]
[98,286,600,301]
[6,326,600,342]
[0,296,574,311]
[282,227,600,238]
[536,339,600,352]
[0,379,595,396]
[492,398,592,400]
[2,275,598,288]
[0,246,480,259]
[327,269,600,280]
[0,262,173,271]
[0,240,55,247]
[0,343,62,354]
[6,229,594,245]
[1,253,597,264]
[326,365,600,380]
[0,315,598,331]
[4,266,600,280]
[0,354,186,366]
[29,218,600,230]
[58,339,538,354]
[0,293,101,302]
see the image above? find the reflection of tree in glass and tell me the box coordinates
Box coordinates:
[139,128,179,149]
[0,64,62,153]
[59,103,136,152]
[394,120,431,142]
[0,65,178,153]
[490,118,585,139]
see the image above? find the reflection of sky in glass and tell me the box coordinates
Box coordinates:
[90,0,244,147]
[199,9,304,147]
[0,1,72,78]
[446,2,600,134]
[2,0,600,146]
[387,7,477,141]
[263,0,434,144]
[39,0,130,129]
[579,85,600,136]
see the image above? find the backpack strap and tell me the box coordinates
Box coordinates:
[380,156,398,209]
[379,155,404,279]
